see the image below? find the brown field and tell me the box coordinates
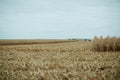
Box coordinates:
[0,40,120,80]
[0,39,77,45]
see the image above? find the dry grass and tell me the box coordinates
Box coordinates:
[92,36,120,52]
[0,40,120,80]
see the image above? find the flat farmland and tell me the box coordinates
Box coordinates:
[0,40,120,80]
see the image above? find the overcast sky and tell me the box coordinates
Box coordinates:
[0,0,120,39]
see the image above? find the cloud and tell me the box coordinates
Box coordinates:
[0,0,120,39]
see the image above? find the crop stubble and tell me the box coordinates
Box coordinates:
[0,40,120,80]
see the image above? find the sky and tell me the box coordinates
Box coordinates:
[0,0,120,39]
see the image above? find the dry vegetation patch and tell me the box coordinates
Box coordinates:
[92,36,120,52]
[0,40,120,80]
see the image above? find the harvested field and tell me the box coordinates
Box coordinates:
[0,40,120,80]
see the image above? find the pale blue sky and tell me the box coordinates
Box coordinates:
[0,0,120,39]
